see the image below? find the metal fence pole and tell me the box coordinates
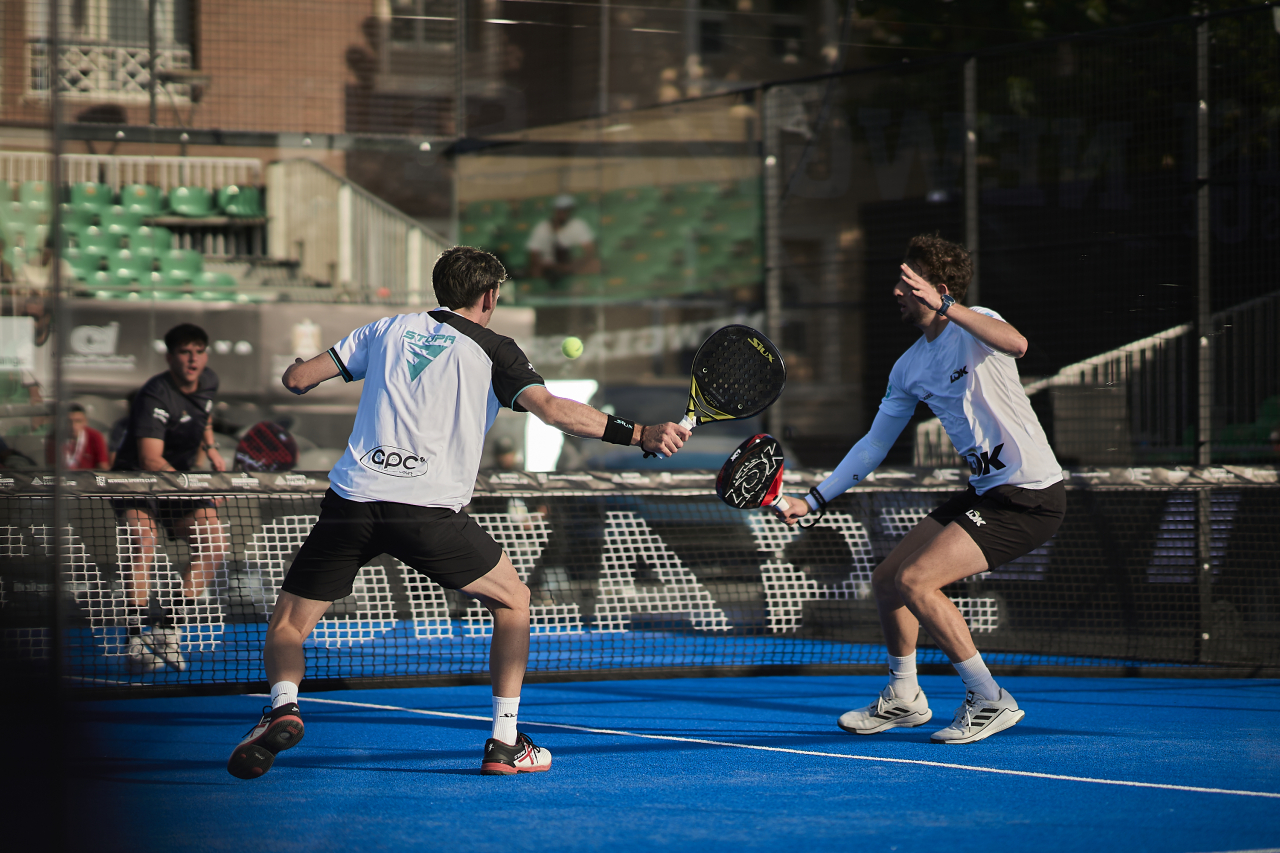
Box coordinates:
[763,87,784,437]
[1196,19,1212,467]
[964,56,979,304]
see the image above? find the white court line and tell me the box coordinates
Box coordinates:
[288,695,1280,801]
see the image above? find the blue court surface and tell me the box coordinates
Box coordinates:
[67,675,1280,853]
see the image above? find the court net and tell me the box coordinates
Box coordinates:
[2,467,1277,695]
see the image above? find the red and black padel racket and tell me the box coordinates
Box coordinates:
[234,421,299,472]
[716,433,790,514]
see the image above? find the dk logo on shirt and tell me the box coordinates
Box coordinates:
[359,446,428,478]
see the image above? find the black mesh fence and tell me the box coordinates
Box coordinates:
[2,469,1276,697]
[765,5,1280,469]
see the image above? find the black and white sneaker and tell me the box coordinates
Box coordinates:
[227,703,305,779]
[930,690,1025,744]
[837,684,933,735]
[480,732,552,775]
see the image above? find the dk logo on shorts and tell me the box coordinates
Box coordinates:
[359,446,428,478]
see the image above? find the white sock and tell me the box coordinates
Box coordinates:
[953,652,1000,701]
[887,652,919,698]
[270,680,299,710]
[492,695,520,746]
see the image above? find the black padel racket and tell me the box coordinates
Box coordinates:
[645,324,786,457]
[716,434,790,513]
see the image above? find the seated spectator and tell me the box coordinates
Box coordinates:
[526,194,600,284]
[46,403,109,470]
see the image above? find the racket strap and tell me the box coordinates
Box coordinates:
[806,487,828,522]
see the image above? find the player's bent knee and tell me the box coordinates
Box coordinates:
[893,563,936,602]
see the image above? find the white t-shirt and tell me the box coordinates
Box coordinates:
[880,307,1062,493]
[326,309,544,511]
[525,217,594,256]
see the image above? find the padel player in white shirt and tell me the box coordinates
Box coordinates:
[227,247,691,779]
[777,234,1065,744]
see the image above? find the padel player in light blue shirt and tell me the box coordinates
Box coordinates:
[776,234,1065,744]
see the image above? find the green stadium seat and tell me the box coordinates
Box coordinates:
[196,270,236,289]
[100,206,146,236]
[120,184,163,216]
[128,225,173,252]
[107,249,154,285]
[20,180,52,214]
[79,227,122,254]
[63,247,107,281]
[0,183,11,205]
[3,245,28,270]
[69,182,113,215]
[159,248,203,285]
[168,186,214,217]
[217,185,264,217]
[59,203,97,233]
[1,203,39,248]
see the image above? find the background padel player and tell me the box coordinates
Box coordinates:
[776,235,1064,744]
[228,246,692,779]
[113,323,229,672]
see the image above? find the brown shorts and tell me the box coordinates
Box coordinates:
[281,489,503,601]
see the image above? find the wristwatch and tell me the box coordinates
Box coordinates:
[936,294,956,316]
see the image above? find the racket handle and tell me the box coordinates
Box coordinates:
[770,494,789,512]
[645,415,698,457]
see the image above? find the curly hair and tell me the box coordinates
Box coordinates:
[903,234,972,305]
[433,246,508,309]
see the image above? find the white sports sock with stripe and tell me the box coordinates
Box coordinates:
[887,652,919,697]
[492,696,520,746]
[953,652,1001,701]
[270,681,299,710]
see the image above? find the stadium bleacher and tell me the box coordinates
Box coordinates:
[0,178,268,302]
[461,179,761,302]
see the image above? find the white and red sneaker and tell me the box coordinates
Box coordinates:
[480,732,552,775]
[227,703,305,779]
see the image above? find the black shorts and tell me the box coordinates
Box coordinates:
[928,481,1066,571]
[112,497,218,539]
[281,489,503,602]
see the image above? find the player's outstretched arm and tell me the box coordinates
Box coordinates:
[775,409,912,526]
[899,264,1027,357]
[281,353,342,395]
[517,385,691,458]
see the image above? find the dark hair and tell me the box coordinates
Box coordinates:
[164,323,208,352]
[67,403,85,415]
[432,246,507,310]
[904,235,972,305]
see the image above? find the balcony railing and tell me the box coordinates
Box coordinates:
[27,41,192,101]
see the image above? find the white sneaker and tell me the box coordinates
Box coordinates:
[930,690,1024,744]
[126,627,187,673]
[837,684,933,735]
[125,633,163,672]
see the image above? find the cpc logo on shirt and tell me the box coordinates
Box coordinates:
[359,446,428,478]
